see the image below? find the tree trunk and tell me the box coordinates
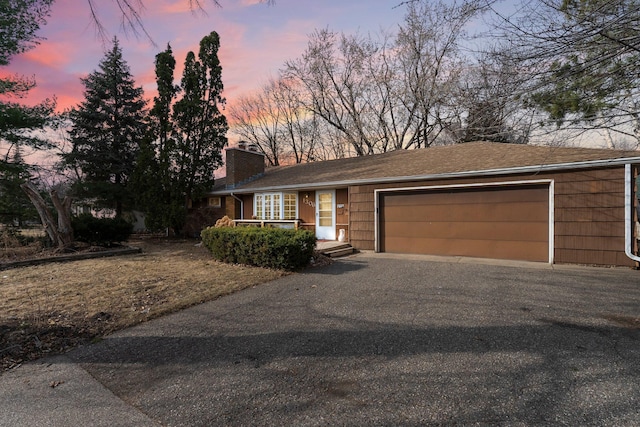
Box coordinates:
[20,182,74,250]
[51,189,74,248]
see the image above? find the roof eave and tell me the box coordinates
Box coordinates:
[211,156,640,195]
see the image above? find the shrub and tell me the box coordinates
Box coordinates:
[0,226,49,250]
[71,214,133,247]
[201,226,316,271]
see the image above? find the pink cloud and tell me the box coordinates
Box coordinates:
[157,1,198,14]
[2,0,405,116]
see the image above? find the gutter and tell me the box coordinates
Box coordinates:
[212,156,640,195]
[230,193,244,220]
[624,164,640,263]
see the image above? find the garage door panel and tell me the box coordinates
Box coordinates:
[384,187,549,207]
[382,236,549,262]
[382,220,548,242]
[382,201,548,223]
[380,184,550,262]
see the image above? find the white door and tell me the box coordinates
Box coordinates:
[316,190,336,240]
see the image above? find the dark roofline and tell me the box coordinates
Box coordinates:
[210,147,640,194]
[224,172,265,190]
[211,156,640,195]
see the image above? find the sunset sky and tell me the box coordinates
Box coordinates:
[6,0,407,112]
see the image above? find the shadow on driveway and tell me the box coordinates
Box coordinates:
[58,253,640,426]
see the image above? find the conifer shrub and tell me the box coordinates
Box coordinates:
[201,226,316,271]
[72,214,133,247]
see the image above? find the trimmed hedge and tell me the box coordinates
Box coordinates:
[201,226,316,271]
[71,214,134,247]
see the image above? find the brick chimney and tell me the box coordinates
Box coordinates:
[225,143,265,189]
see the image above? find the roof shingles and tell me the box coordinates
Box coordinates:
[215,142,640,193]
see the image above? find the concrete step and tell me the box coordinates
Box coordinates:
[320,244,355,258]
[325,247,355,258]
[317,242,350,251]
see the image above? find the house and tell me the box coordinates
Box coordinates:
[201,141,640,268]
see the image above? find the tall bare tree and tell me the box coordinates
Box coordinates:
[452,53,533,144]
[395,0,489,148]
[489,0,640,148]
[228,77,321,165]
[271,77,321,164]
[229,79,284,166]
[285,29,383,156]
[284,0,489,156]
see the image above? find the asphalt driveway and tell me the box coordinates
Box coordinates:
[2,253,640,426]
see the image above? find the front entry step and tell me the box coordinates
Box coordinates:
[317,243,355,258]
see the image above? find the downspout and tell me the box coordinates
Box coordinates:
[230,193,244,220]
[624,164,640,263]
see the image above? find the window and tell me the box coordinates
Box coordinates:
[254,192,297,220]
[255,195,263,219]
[284,194,297,219]
[208,197,222,208]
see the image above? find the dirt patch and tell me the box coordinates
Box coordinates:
[603,314,640,329]
[0,238,300,372]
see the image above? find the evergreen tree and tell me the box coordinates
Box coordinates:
[0,0,53,66]
[152,44,180,158]
[1,0,56,229]
[133,32,227,234]
[172,31,228,212]
[131,44,180,231]
[65,37,147,217]
[0,148,37,226]
[0,0,55,145]
[499,0,640,143]
[134,32,228,233]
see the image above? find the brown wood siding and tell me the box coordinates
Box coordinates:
[380,185,549,262]
[348,165,635,267]
[553,167,630,266]
[336,188,349,240]
[242,195,253,219]
[634,165,639,263]
[349,186,375,249]
[298,191,316,230]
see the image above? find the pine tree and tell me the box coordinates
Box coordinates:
[0,0,55,146]
[65,37,147,217]
[1,0,56,230]
[0,0,53,66]
[131,44,180,231]
[0,148,37,226]
[172,31,228,211]
[504,0,640,142]
[131,33,228,234]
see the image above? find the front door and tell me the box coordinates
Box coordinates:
[316,190,335,240]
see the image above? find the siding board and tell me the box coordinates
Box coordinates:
[347,165,634,267]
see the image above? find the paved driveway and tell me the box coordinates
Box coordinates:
[2,253,640,426]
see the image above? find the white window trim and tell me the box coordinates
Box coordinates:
[254,192,298,220]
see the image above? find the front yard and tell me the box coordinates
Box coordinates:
[0,238,288,372]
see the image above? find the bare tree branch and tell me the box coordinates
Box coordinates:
[85,0,275,44]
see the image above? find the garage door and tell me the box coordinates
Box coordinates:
[379,184,550,262]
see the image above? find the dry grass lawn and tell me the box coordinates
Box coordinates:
[0,238,288,372]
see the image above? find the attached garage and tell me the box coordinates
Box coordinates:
[377,182,552,262]
[211,142,640,267]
